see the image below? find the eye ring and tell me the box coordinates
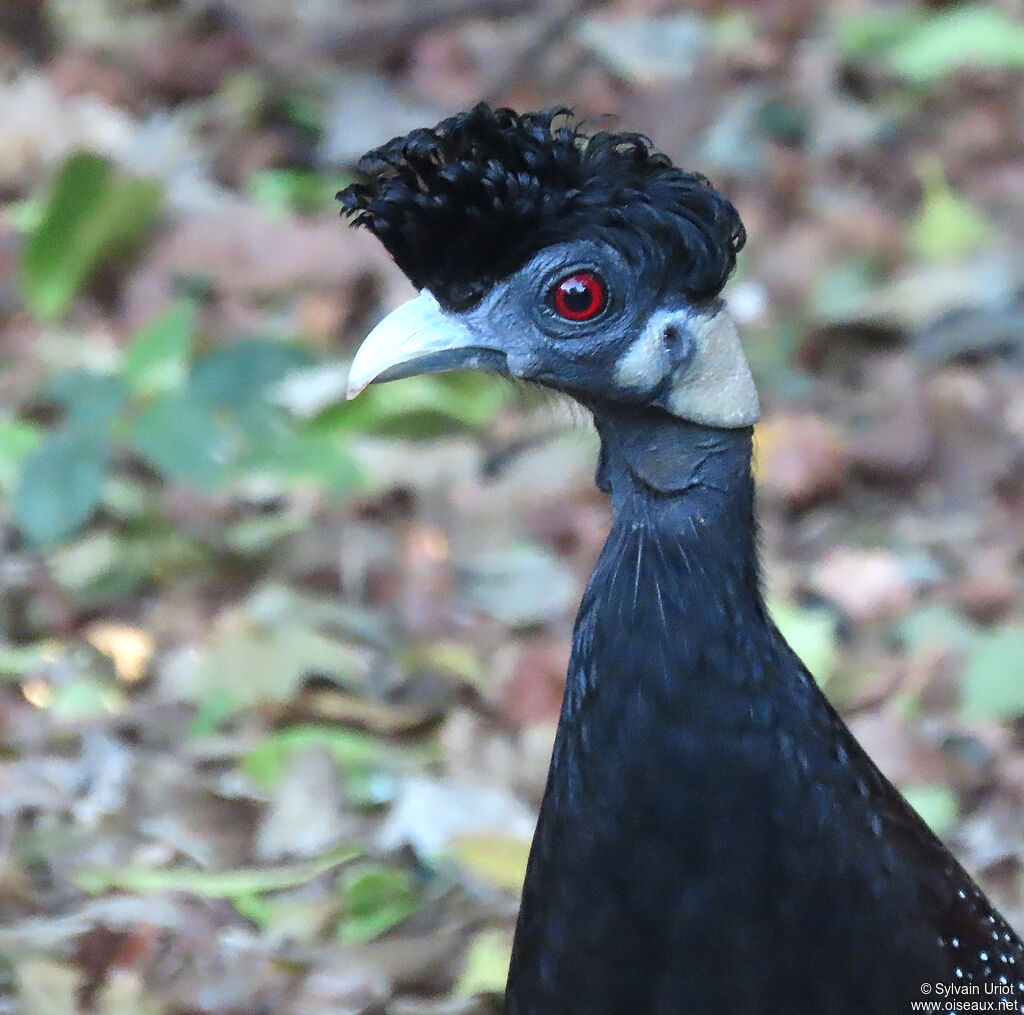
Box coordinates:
[551,272,606,322]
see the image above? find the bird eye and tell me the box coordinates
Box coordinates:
[551,272,606,322]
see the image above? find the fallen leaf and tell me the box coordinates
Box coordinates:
[85,622,154,683]
[911,159,993,263]
[810,548,914,625]
[454,930,513,999]
[754,413,848,508]
[377,778,536,859]
[458,544,577,627]
[94,970,162,1015]
[14,959,80,1015]
[255,747,353,862]
[73,843,361,897]
[448,833,530,893]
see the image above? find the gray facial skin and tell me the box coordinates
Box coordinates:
[347,240,759,429]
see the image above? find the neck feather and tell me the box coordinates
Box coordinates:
[550,403,833,834]
[564,406,764,713]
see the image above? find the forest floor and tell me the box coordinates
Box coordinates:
[1,1,1023,1012]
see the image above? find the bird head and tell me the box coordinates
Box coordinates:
[339,104,758,429]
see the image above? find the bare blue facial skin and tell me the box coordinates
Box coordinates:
[347,241,757,429]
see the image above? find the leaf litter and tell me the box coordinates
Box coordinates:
[1,1,1023,1011]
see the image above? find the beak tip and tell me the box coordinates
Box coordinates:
[346,377,369,400]
[344,290,481,400]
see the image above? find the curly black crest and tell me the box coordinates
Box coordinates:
[338,103,745,311]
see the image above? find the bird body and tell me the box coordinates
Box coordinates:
[507,409,1022,1014]
[340,104,1024,1015]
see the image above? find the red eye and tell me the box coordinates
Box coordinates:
[552,272,606,321]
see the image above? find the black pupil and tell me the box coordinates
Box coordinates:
[562,278,595,314]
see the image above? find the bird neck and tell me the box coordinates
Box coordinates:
[591,403,759,572]
[562,405,769,723]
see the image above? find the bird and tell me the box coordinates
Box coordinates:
[338,104,1024,1015]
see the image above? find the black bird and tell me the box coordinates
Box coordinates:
[339,104,1024,1015]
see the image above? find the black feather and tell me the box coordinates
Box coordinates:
[338,103,745,311]
[506,408,1024,1014]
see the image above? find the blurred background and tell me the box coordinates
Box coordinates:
[0,0,1023,1012]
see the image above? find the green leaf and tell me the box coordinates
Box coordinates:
[0,642,59,680]
[243,725,386,789]
[232,890,338,942]
[838,5,1024,84]
[319,372,508,439]
[222,512,307,555]
[0,419,40,494]
[130,390,231,488]
[21,152,162,320]
[50,678,119,720]
[238,423,361,492]
[336,865,421,945]
[767,596,838,686]
[187,689,239,739]
[837,10,925,56]
[13,425,110,544]
[962,627,1024,720]
[231,891,272,926]
[123,298,197,396]
[129,338,358,492]
[246,169,348,217]
[189,340,311,416]
[901,784,959,835]
[50,529,207,604]
[3,196,46,233]
[271,93,324,139]
[887,5,1024,84]
[911,160,993,262]
[43,370,127,428]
